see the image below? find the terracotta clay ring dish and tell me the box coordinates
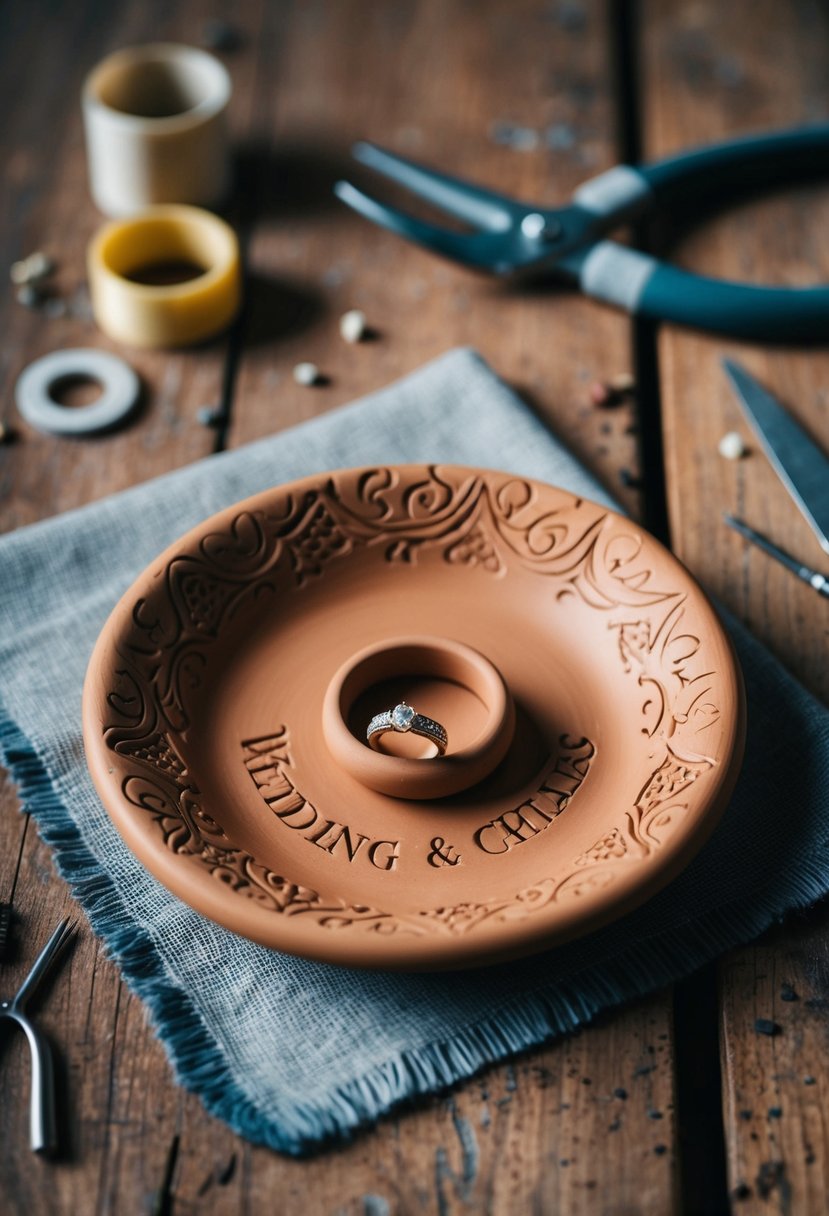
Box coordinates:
[83,464,746,971]
[322,636,516,799]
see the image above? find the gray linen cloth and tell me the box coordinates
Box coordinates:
[1,348,827,1153]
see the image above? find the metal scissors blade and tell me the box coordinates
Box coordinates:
[723,359,829,555]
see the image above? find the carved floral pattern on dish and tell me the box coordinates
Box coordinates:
[101,466,725,937]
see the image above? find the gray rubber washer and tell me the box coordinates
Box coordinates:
[15,348,141,436]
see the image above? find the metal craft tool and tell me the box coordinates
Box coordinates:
[336,124,829,342]
[0,917,76,1153]
[721,359,829,595]
[723,358,829,556]
[724,514,829,599]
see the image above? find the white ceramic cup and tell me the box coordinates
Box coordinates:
[82,43,232,217]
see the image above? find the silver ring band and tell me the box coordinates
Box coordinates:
[367,702,448,756]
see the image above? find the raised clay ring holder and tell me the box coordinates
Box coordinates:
[322,636,516,799]
[83,465,746,969]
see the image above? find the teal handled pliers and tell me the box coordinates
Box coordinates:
[336,125,829,342]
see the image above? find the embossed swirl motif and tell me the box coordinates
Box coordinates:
[102,467,723,938]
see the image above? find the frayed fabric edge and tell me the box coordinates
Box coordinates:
[2,706,829,1156]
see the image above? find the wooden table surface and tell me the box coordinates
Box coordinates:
[1,1,828,1212]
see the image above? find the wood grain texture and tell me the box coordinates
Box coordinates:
[719,911,829,1212]
[0,0,714,1211]
[170,995,678,1216]
[640,0,829,704]
[640,1,829,1210]
[227,0,643,518]
[222,0,675,1208]
[0,0,233,533]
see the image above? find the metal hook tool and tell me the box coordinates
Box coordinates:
[0,917,76,1153]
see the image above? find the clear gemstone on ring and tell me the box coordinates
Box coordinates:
[391,702,416,732]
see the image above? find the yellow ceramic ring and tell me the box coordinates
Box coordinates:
[87,205,241,348]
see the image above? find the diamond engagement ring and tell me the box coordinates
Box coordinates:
[367,702,448,756]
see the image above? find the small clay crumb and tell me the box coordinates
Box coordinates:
[610,371,635,395]
[780,983,798,1002]
[489,121,540,152]
[11,250,55,285]
[202,19,243,51]
[608,1118,621,1132]
[739,1109,753,1121]
[754,1018,782,1037]
[653,1144,667,1156]
[614,1087,628,1100]
[768,1106,783,1119]
[339,308,367,344]
[804,1076,816,1086]
[16,284,42,309]
[293,361,321,387]
[16,280,66,316]
[581,1076,592,1085]
[732,1183,751,1201]
[197,406,223,428]
[42,297,67,319]
[718,431,747,460]
[589,373,635,409]
[589,380,609,407]
[648,1109,664,1120]
[545,122,577,150]
[619,468,643,489]
[559,1159,570,1167]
